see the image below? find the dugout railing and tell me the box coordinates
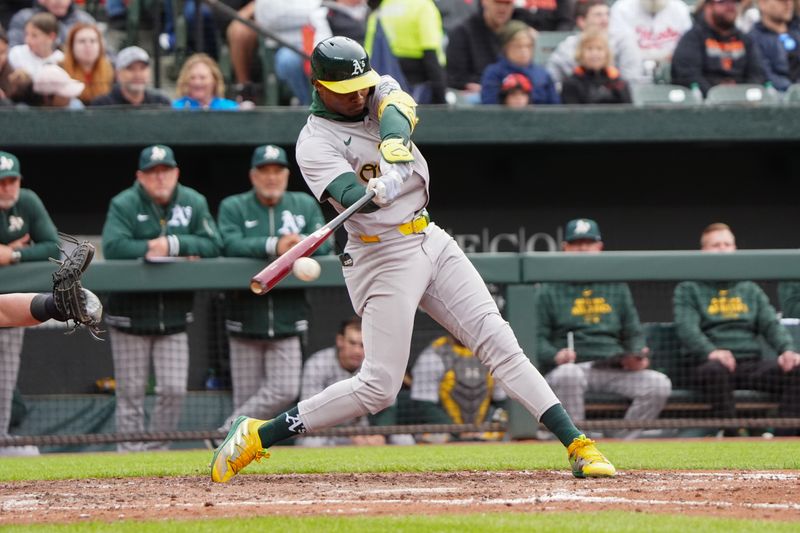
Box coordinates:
[2,251,800,451]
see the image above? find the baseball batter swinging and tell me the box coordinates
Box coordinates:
[211,36,616,481]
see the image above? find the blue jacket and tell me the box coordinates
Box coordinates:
[480,57,560,105]
[172,96,239,110]
[749,21,800,91]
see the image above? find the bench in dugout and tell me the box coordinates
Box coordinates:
[583,322,786,417]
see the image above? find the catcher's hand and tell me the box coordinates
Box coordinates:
[51,234,103,340]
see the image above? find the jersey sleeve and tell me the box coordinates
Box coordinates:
[296,129,356,202]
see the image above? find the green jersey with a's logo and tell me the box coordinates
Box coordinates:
[674,280,794,360]
[535,282,646,371]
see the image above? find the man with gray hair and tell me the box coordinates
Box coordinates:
[91,46,171,106]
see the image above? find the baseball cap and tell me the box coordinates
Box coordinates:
[251,144,288,169]
[500,73,532,95]
[564,218,602,242]
[116,46,150,70]
[33,64,85,98]
[139,145,177,171]
[0,151,21,179]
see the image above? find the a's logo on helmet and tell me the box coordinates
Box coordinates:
[352,59,365,76]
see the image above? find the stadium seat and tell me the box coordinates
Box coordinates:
[784,84,800,104]
[631,84,698,106]
[705,84,782,106]
[534,31,576,66]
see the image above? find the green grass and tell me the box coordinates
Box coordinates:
[1,512,796,533]
[0,440,797,482]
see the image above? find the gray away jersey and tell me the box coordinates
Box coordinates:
[296,75,430,239]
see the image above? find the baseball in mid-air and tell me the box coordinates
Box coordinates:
[292,257,321,282]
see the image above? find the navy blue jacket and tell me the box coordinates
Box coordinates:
[480,56,560,105]
[749,21,800,91]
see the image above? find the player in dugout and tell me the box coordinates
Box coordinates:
[211,36,616,482]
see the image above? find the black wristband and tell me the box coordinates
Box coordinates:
[30,293,66,322]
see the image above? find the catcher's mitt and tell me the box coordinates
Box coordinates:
[51,233,103,340]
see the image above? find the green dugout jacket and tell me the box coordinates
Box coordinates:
[217,189,331,338]
[0,189,59,262]
[101,182,222,334]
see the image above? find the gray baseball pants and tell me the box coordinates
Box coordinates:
[298,223,560,430]
[0,328,25,436]
[546,361,672,439]
[109,328,189,451]
[223,336,302,429]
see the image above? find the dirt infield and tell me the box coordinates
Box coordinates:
[2,470,799,524]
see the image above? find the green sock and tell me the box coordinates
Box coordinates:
[540,404,582,447]
[257,406,305,448]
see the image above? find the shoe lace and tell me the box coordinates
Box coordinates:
[230,437,270,473]
[570,436,604,462]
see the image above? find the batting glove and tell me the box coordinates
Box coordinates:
[368,171,404,207]
[379,138,414,182]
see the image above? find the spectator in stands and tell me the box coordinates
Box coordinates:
[671,0,766,95]
[8,0,97,48]
[60,23,112,104]
[519,0,574,31]
[297,316,413,447]
[0,2,29,32]
[499,72,533,106]
[0,150,60,457]
[254,0,332,106]
[0,25,11,103]
[216,144,330,431]
[561,29,634,104]
[32,63,84,108]
[8,12,64,76]
[548,0,644,85]
[535,218,671,439]
[610,0,693,80]
[674,223,800,436]
[91,46,171,107]
[480,21,559,104]
[436,0,480,35]
[409,334,507,442]
[173,53,239,110]
[325,0,369,43]
[749,0,800,91]
[447,0,566,101]
[364,0,447,104]
[205,1,258,102]
[101,145,222,451]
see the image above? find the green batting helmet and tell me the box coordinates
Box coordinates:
[311,36,380,94]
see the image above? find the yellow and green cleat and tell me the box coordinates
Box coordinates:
[210,416,269,483]
[567,434,616,478]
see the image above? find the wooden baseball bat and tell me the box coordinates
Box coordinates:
[250,190,376,295]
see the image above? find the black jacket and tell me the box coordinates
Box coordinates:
[561,67,632,105]
[90,85,172,106]
[672,16,765,95]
